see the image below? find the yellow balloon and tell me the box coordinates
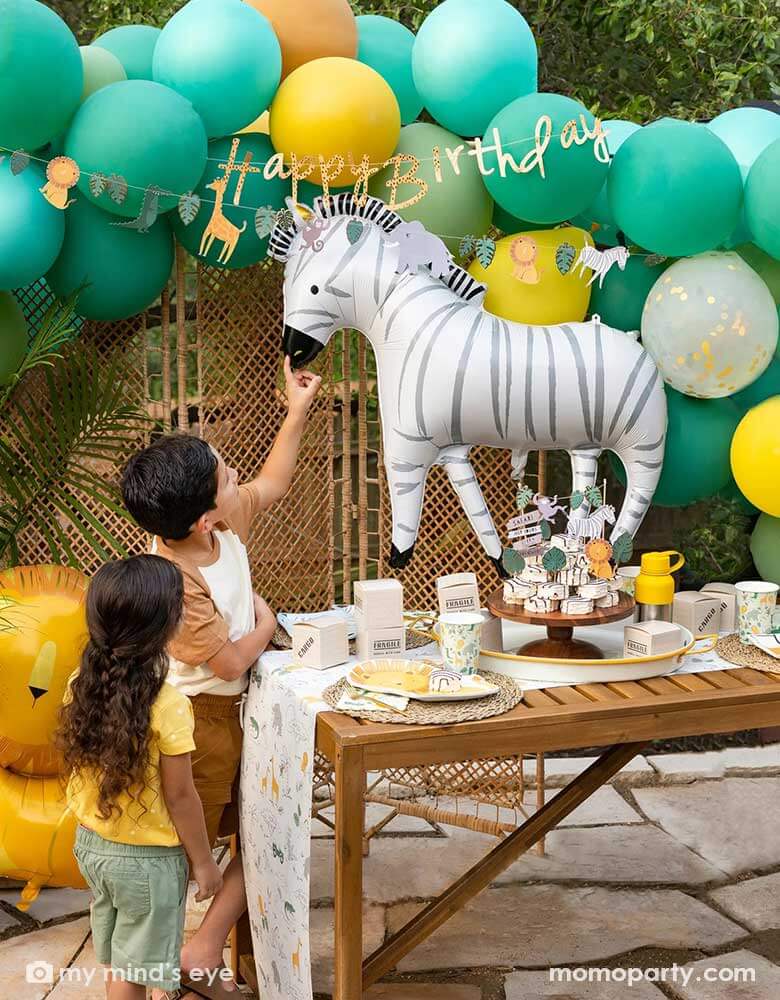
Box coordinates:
[731,395,780,516]
[238,109,270,135]
[0,565,87,777]
[0,770,86,909]
[270,57,401,187]
[468,228,594,325]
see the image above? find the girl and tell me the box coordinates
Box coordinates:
[59,556,223,999]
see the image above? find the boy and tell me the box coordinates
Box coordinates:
[121,357,321,996]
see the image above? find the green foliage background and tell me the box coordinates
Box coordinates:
[55,0,778,122]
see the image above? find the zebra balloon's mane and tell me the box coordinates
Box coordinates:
[268,192,487,304]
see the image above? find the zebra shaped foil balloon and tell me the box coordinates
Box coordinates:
[271,194,667,575]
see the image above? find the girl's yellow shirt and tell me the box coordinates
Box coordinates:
[65,681,195,847]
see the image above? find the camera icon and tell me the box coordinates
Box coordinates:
[25,961,55,984]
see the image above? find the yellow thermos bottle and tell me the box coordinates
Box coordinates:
[635,551,685,622]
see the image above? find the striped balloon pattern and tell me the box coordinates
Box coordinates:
[272,194,667,573]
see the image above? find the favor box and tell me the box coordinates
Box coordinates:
[291,619,349,669]
[354,579,403,628]
[437,572,480,615]
[673,591,721,636]
[624,621,684,658]
[356,621,406,661]
[701,582,737,633]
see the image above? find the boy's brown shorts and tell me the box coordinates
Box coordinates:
[190,692,243,846]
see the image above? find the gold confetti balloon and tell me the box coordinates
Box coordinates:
[641,252,779,399]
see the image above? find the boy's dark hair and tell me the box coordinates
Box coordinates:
[122,434,218,540]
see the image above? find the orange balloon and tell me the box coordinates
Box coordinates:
[245,0,357,79]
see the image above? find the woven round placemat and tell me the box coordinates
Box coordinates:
[716,633,780,674]
[322,669,522,725]
[270,624,433,653]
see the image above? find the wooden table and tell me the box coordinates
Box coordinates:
[314,664,780,1000]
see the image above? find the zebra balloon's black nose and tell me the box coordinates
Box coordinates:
[283,325,324,368]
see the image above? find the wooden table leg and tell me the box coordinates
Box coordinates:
[334,744,365,1000]
[363,741,647,990]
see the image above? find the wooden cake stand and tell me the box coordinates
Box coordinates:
[487,588,636,660]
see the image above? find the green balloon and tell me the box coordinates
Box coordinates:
[719,477,759,516]
[491,202,555,235]
[745,138,780,261]
[589,255,668,332]
[79,46,126,103]
[611,387,741,507]
[482,93,608,224]
[47,194,174,322]
[65,80,208,219]
[0,0,83,151]
[0,160,65,290]
[92,25,161,81]
[172,134,289,270]
[731,357,780,410]
[608,120,743,256]
[736,243,780,304]
[751,513,780,585]
[0,291,29,386]
[357,15,422,126]
[370,122,493,254]
[296,181,353,206]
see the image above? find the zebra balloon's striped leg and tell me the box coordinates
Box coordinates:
[611,476,655,541]
[386,454,434,569]
[440,448,505,577]
[511,450,529,483]
[569,448,602,520]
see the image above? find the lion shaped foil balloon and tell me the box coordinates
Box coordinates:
[271,194,667,574]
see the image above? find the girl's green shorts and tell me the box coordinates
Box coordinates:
[74,825,189,992]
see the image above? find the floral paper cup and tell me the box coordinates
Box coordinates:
[736,581,780,645]
[438,612,483,675]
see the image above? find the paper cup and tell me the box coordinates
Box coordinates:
[736,580,780,645]
[616,566,641,597]
[438,612,483,675]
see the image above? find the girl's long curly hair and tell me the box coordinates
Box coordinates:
[58,555,184,821]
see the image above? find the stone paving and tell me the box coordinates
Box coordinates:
[1,746,779,999]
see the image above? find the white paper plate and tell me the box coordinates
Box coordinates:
[348,659,499,702]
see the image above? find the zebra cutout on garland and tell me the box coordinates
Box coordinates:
[272,194,667,576]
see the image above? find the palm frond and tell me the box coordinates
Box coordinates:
[0,346,150,567]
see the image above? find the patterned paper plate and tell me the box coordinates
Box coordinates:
[348,659,499,702]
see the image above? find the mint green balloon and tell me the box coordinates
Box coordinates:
[0,292,28,386]
[608,120,743,256]
[65,80,208,219]
[370,122,492,254]
[172,134,289,270]
[93,25,161,81]
[751,513,780,585]
[412,0,537,137]
[572,119,640,245]
[357,16,422,126]
[0,160,65,290]
[79,46,127,103]
[745,138,780,260]
[589,255,667,332]
[47,194,174,321]
[482,93,608,224]
[0,0,83,151]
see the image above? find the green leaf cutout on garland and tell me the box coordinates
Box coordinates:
[89,172,107,198]
[644,253,668,268]
[502,548,525,576]
[459,235,476,258]
[107,174,128,206]
[542,546,567,572]
[555,241,576,275]
[178,192,201,227]
[612,532,634,567]
[347,219,364,245]
[475,237,496,269]
[569,489,584,511]
[585,485,604,508]
[253,204,276,239]
[540,519,552,540]
[515,484,534,510]
[275,208,294,231]
[10,150,30,175]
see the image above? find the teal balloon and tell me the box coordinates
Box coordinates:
[93,25,161,81]
[65,80,208,219]
[153,0,281,139]
[47,194,174,321]
[611,387,741,507]
[589,256,668,332]
[0,0,83,151]
[0,160,65,290]
[482,93,608,224]
[0,292,29,386]
[79,46,127,103]
[751,514,780,585]
[572,120,640,245]
[357,16,422,126]
[171,134,289,270]
[412,0,537,137]
[492,202,555,234]
[370,122,492,254]
[608,120,743,256]
[731,357,780,410]
[745,138,780,260]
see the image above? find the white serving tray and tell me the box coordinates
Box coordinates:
[347,659,499,702]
